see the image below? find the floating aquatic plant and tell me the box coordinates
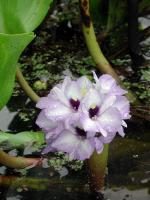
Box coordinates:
[36,72,131,160]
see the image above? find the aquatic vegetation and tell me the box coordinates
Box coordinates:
[0,0,149,199]
[36,72,130,160]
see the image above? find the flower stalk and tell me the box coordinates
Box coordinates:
[0,150,42,169]
[79,0,120,82]
[79,0,132,193]
[16,67,40,103]
[79,0,138,104]
[87,144,109,192]
[79,0,113,193]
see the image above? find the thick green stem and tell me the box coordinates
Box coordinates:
[79,0,138,104]
[79,0,138,193]
[16,67,40,103]
[80,0,120,82]
[79,0,114,193]
[87,145,109,192]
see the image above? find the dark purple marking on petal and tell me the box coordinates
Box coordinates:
[70,98,80,111]
[95,132,101,138]
[89,106,99,118]
[75,127,87,138]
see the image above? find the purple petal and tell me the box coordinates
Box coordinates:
[98,107,122,132]
[51,130,79,153]
[64,112,80,129]
[61,76,72,92]
[100,132,116,144]
[94,138,104,153]
[80,114,100,132]
[100,95,116,113]
[77,76,92,96]
[113,96,131,119]
[98,74,116,93]
[36,97,51,109]
[51,130,94,160]
[86,131,96,138]
[74,139,94,160]
[94,73,127,95]
[118,126,125,137]
[36,110,57,131]
[111,85,127,95]
[82,88,102,109]
[45,123,64,140]
[122,120,127,127]
[52,86,69,106]
[65,81,82,100]
[42,145,56,154]
[45,101,72,121]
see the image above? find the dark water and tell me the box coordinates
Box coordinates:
[0,8,150,200]
[0,93,149,200]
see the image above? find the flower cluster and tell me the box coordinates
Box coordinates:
[36,72,131,160]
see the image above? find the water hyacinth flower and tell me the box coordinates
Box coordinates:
[36,76,92,127]
[36,73,131,160]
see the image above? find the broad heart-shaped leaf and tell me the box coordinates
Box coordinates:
[0,33,35,110]
[0,0,53,33]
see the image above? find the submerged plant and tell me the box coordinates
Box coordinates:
[36,72,131,160]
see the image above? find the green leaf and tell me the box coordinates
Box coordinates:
[0,0,53,33]
[0,33,35,110]
[0,131,45,149]
[0,1,53,109]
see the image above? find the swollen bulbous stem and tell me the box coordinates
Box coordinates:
[86,145,109,192]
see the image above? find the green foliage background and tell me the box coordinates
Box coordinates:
[0,0,53,110]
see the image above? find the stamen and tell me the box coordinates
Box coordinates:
[89,106,99,118]
[70,98,80,111]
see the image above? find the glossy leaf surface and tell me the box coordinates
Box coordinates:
[0,33,35,109]
[0,0,53,33]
